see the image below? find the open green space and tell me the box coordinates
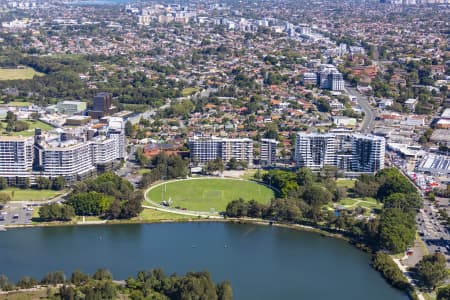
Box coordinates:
[2,188,63,201]
[6,101,32,107]
[0,68,44,81]
[136,208,194,222]
[0,120,54,136]
[336,179,356,189]
[147,178,275,212]
[181,87,200,97]
[0,288,56,300]
[324,197,382,212]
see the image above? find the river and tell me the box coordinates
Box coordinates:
[0,222,408,299]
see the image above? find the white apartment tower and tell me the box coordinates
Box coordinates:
[351,134,386,172]
[0,136,34,185]
[295,133,385,173]
[295,133,337,170]
[189,136,253,166]
[41,141,95,182]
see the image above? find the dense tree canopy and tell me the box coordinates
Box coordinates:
[415,253,448,290]
[379,208,416,253]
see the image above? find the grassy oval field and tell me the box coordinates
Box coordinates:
[147,178,275,212]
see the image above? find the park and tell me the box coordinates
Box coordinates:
[146,178,275,212]
[0,68,44,81]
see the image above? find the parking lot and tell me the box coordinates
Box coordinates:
[0,203,35,227]
[417,202,450,267]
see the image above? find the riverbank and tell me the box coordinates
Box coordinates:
[3,208,421,300]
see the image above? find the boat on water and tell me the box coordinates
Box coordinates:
[0,226,6,232]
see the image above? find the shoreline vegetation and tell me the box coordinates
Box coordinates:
[0,267,232,300]
[3,212,419,300]
[0,167,435,300]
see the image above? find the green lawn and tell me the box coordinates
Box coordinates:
[336,179,356,189]
[0,68,44,81]
[6,101,32,107]
[324,197,382,212]
[2,188,63,201]
[0,120,54,136]
[147,179,275,212]
[137,168,151,175]
[136,208,194,221]
[181,87,200,97]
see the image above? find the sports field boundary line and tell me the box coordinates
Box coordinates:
[144,177,277,215]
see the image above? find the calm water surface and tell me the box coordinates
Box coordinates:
[0,222,408,300]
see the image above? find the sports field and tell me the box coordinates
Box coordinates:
[2,188,64,201]
[0,120,54,136]
[0,68,44,81]
[147,178,275,212]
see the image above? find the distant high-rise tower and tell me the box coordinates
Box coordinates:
[88,92,115,119]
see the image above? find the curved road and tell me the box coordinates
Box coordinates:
[345,85,376,134]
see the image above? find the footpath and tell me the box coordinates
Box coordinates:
[392,257,425,300]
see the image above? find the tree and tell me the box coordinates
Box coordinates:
[67,191,113,216]
[0,275,9,290]
[0,192,11,207]
[302,185,333,206]
[217,281,233,300]
[93,269,113,281]
[71,270,90,285]
[226,158,239,170]
[264,198,302,222]
[5,111,17,132]
[35,177,52,190]
[354,174,379,198]
[59,285,76,300]
[125,121,134,137]
[119,191,143,219]
[52,176,66,191]
[39,203,75,221]
[437,285,450,300]
[384,193,422,212]
[372,252,410,290]
[296,168,315,186]
[41,271,66,285]
[416,253,448,290]
[0,178,8,190]
[17,276,38,289]
[376,168,416,200]
[379,208,416,253]
[225,198,248,217]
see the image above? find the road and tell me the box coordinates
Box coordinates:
[389,154,450,268]
[345,85,376,134]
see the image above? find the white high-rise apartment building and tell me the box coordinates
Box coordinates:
[318,64,345,91]
[260,138,278,166]
[0,118,127,185]
[295,133,386,173]
[295,133,337,170]
[189,136,222,163]
[189,136,253,166]
[0,136,34,184]
[351,134,385,172]
[41,141,95,181]
[220,138,253,165]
